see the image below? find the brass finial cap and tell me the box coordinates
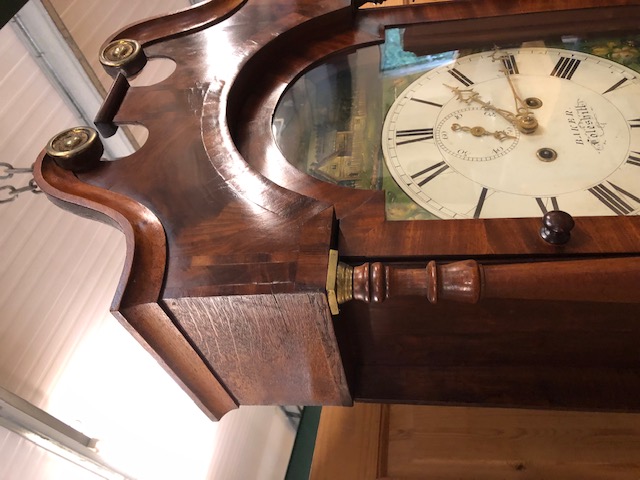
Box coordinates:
[100,39,147,76]
[45,127,103,172]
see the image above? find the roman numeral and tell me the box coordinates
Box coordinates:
[411,98,443,108]
[448,68,474,86]
[550,56,581,79]
[628,152,640,167]
[410,161,449,186]
[396,128,434,145]
[501,54,519,75]
[536,197,559,214]
[603,77,629,94]
[473,187,489,219]
[589,182,639,215]
[629,119,640,129]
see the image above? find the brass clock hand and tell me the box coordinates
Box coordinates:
[446,85,518,123]
[451,123,517,141]
[445,84,537,134]
[493,51,539,134]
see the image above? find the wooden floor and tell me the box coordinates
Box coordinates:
[311,403,640,479]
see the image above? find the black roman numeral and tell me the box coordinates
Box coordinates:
[410,161,449,187]
[536,197,559,214]
[411,98,443,108]
[628,151,640,167]
[396,128,434,145]
[589,182,639,215]
[501,54,519,75]
[603,77,629,94]
[448,68,474,86]
[629,119,640,129]
[473,187,489,219]
[550,56,581,79]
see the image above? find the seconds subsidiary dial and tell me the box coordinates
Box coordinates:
[382,47,640,219]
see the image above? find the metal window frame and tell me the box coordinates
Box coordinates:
[0,386,131,480]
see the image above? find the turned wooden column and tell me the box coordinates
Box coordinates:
[339,257,640,305]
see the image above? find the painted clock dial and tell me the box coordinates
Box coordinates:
[382,47,640,219]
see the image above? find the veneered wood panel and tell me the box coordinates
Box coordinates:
[166,293,351,406]
[343,297,640,411]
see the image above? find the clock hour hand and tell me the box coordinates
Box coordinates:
[446,85,537,134]
[451,123,517,141]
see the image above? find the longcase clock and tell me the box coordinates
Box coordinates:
[35,0,640,419]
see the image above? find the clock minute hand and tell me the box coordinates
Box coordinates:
[495,53,539,134]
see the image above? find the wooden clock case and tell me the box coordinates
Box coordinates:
[34,0,640,420]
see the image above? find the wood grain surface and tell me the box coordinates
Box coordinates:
[311,403,640,480]
[166,293,351,406]
[347,258,640,305]
[386,405,640,479]
[310,403,385,480]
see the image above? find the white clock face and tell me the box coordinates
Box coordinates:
[382,47,640,219]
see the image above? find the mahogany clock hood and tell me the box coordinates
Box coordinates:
[33,0,640,419]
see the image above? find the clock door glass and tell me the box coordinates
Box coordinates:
[272,29,640,220]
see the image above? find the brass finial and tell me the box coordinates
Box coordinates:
[100,39,147,76]
[45,127,103,172]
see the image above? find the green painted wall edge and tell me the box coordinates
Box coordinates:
[285,407,322,480]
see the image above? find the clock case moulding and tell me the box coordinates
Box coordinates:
[34,0,640,420]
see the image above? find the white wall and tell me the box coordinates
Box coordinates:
[47,0,189,94]
[0,15,124,411]
[0,427,102,480]
[0,19,126,480]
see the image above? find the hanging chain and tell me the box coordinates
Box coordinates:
[0,162,42,204]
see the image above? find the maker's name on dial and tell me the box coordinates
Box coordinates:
[565,99,606,151]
